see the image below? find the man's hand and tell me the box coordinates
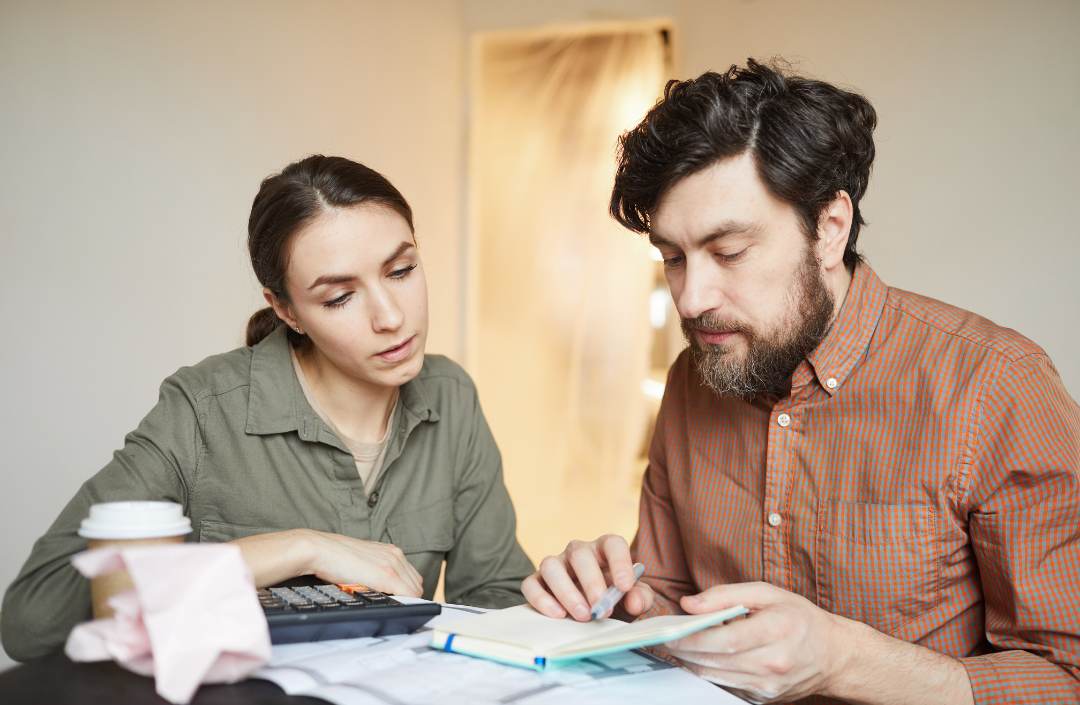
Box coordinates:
[656,582,973,705]
[521,535,654,621]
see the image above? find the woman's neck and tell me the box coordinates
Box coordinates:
[296,346,398,443]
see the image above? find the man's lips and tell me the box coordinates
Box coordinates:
[697,328,739,346]
[376,336,414,362]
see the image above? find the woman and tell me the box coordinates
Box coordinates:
[1,155,534,661]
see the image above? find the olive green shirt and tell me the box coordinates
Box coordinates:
[1,326,534,661]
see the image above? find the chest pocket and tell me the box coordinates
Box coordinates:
[384,498,455,555]
[814,502,940,636]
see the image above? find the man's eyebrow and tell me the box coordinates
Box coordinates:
[649,221,760,250]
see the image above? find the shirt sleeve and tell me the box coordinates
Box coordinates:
[441,386,535,609]
[0,374,197,661]
[631,357,697,618]
[960,352,1080,703]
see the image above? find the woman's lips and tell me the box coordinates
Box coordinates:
[698,329,737,346]
[376,336,414,362]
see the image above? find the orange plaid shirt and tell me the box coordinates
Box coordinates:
[633,261,1080,704]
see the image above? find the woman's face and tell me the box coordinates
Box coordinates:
[270,204,428,390]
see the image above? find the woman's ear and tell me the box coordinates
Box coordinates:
[817,191,853,272]
[263,288,302,334]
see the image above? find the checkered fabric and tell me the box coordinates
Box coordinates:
[632,262,1080,704]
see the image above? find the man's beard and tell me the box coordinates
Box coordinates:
[681,246,836,400]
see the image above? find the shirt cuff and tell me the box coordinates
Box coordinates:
[961,649,1080,704]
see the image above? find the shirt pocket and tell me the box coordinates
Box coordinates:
[814,501,940,636]
[198,519,283,542]
[384,498,455,555]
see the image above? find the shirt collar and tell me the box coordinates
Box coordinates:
[800,260,888,396]
[245,325,437,438]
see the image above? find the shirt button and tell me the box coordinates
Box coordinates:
[367,491,379,508]
[777,413,791,427]
[826,377,838,389]
[768,512,782,527]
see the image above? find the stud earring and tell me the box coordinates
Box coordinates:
[294,327,300,334]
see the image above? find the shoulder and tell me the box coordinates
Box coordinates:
[884,286,1047,364]
[416,354,477,392]
[166,345,254,400]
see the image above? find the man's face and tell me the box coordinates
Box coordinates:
[650,152,835,398]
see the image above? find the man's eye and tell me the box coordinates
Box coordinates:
[662,255,684,267]
[390,264,418,279]
[719,249,747,262]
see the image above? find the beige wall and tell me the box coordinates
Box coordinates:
[0,0,464,669]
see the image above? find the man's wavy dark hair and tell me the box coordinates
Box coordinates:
[610,59,876,269]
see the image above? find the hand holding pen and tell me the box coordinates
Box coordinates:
[521,534,656,622]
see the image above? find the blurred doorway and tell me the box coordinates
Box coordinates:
[467,20,677,564]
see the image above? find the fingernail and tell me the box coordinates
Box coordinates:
[573,605,590,621]
[616,572,630,584]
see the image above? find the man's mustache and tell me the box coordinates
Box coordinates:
[681,314,754,338]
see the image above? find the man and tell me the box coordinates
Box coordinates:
[522,60,1080,704]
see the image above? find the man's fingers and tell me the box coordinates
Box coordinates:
[681,581,777,614]
[522,573,568,618]
[621,582,655,616]
[539,555,591,621]
[567,546,611,606]
[665,610,772,655]
[595,535,636,592]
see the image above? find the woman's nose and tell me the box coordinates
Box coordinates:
[370,286,405,332]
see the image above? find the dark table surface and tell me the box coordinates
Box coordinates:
[0,654,326,705]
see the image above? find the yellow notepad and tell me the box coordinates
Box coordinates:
[430,603,748,671]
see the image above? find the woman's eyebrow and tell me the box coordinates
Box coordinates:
[381,241,415,267]
[308,274,356,291]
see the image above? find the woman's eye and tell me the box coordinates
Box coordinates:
[390,264,418,279]
[324,293,351,308]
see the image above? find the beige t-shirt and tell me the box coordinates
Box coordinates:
[291,348,397,494]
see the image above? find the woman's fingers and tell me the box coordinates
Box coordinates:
[314,532,423,597]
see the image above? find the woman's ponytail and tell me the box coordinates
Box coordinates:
[246,307,282,347]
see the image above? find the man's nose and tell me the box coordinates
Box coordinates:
[675,260,724,321]
[370,286,405,332]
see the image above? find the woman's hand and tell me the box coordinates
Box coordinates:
[232,528,423,597]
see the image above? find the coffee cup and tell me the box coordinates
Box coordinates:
[78,501,192,618]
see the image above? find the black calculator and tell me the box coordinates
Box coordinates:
[258,577,441,644]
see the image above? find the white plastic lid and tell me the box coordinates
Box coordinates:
[78,501,192,540]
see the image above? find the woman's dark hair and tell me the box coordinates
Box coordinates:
[610,58,876,268]
[246,155,414,347]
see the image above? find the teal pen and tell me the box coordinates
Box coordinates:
[589,563,646,620]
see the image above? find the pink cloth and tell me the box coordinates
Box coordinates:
[64,543,272,704]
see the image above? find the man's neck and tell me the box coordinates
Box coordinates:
[828,263,856,325]
[297,346,398,443]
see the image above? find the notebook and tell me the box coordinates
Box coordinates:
[430,603,748,671]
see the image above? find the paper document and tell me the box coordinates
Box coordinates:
[253,600,749,705]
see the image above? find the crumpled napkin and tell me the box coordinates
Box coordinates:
[64,543,272,704]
